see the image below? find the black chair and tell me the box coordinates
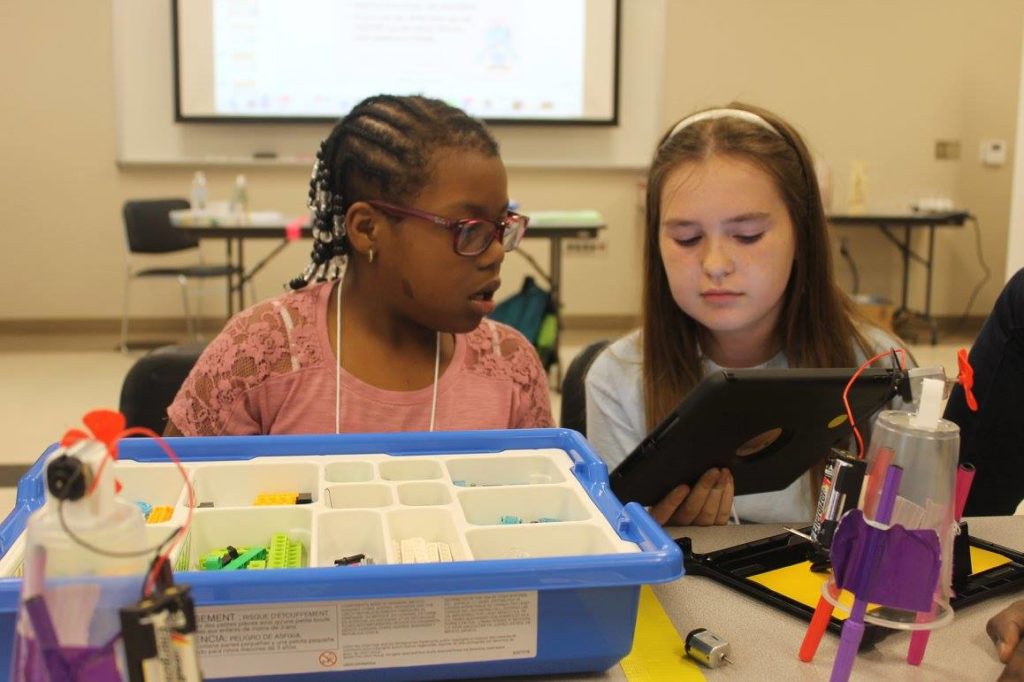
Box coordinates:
[559,339,611,436]
[120,199,239,351]
[119,343,206,434]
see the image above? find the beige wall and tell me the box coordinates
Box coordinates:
[662,0,1024,318]
[1,1,1021,323]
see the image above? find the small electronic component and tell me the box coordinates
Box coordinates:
[202,545,240,571]
[46,453,90,501]
[810,449,866,551]
[121,584,202,682]
[684,628,733,668]
[335,553,367,566]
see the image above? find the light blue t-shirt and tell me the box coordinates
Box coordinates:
[584,326,910,523]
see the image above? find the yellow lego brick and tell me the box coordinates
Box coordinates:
[253,492,298,506]
[146,506,174,524]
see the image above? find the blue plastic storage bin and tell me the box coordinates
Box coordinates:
[0,428,682,681]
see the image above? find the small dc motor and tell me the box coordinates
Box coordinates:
[684,628,733,668]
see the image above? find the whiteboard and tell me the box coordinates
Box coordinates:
[112,0,666,169]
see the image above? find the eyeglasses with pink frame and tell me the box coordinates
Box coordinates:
[367,200,529,256]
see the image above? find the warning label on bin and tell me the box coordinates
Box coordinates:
[195,591,538,677]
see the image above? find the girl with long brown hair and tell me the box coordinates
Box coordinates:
[586,104,908,526]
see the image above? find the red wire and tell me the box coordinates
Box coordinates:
[114,427,194,597]
[842,348,906,459]
[59,422,193,597]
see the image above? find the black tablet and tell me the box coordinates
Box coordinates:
[608,367,903,505]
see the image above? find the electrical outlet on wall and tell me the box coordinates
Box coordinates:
[934,139,961,160]
[980,139,1007,166]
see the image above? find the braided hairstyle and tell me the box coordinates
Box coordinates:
[289,94,500,289]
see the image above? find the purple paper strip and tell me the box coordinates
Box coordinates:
[831,509,942,612]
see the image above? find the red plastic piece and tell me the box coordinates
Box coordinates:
[285,216,305,241]
[59,410,129,495]
[957,349,978,412]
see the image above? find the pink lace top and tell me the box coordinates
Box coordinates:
[168,281,554,436]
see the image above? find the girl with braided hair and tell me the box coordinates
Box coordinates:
[166,94,553,436]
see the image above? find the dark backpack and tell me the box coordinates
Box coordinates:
[489,276,558,370]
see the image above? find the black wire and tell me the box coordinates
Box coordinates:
[839,237,860,295]
[57,496,182,559]
[140,536,182,599]
[949,215,991,336]
[55,461,183,559]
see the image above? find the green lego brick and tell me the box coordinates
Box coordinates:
[266,534,290,569]
[285,540,303,568]
[266,534,304,569]
[223,546,268,571]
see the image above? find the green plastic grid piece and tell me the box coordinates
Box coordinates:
[266,533,305,569]
[266,534,290,569]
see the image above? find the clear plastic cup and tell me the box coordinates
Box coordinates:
[823,409,960,630]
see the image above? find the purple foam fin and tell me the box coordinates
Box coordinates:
[830,509,941,613]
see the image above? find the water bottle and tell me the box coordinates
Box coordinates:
[230,173,249,223]
[190,170,207,211]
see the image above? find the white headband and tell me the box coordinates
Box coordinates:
[667,108,780,139]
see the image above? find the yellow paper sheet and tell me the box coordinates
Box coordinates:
[620,585,705,681]
[748,562,858,620]
[970,546,1014,573]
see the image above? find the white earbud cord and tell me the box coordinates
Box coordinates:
[335,280,342,434]
[428,331,440,432]
[334,281,441,434]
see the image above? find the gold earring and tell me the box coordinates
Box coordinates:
[368,247,375,264]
